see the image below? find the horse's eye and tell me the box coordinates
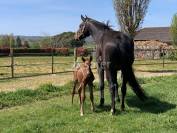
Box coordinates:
[80,24,84,28]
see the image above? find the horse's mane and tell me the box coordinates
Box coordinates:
[88,18,112,30]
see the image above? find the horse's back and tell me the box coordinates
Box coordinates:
[103,30,134,66]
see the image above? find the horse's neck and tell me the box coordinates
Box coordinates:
[89,23,105,45]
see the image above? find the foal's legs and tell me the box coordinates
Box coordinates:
[80,83,86,116]
[88,82,95,111]
[72,80,77,104]
[121,69,128,111]
[97,63,105,106]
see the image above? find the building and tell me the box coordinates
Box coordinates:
[134,27,173,59]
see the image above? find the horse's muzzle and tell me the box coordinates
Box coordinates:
[74,33,80,40]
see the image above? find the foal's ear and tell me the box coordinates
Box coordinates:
[81,56,85,62]
[89,55,93,62]
[81,15,86,22]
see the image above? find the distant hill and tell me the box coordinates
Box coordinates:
[0,35,45,42]
[19,36,45,42]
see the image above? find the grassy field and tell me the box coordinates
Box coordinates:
[0,75,177,132]
[1,56,177,79]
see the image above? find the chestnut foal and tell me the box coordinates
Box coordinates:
[72,56,95,116]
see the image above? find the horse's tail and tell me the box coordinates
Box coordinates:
[126,66,147,101]
[72,80,77,104]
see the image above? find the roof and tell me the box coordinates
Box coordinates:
[134,27,172,43]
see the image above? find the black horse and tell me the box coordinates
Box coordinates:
[75,15,147,114]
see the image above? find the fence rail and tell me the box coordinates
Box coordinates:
[0,48,177,80]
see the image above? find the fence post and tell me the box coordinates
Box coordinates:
[10,48,14,78]
[162,49,165,68]
[50,36,54,74]
[74,48,77,67]
[51,47,54,74]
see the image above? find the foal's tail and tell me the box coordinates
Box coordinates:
[127,66,147,101]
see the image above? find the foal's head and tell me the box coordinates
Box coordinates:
[81,56,93,76]
[82,56,92,72]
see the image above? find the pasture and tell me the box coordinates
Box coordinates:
[0,75,177,132]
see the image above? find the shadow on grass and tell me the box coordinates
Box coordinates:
[126,96,176,114]
[95,104,122,115]
[95,104,111,113]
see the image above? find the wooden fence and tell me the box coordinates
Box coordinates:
[0,48,177,80]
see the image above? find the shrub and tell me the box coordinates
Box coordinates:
[168,50,177,60]
[76,47,88,56]
[55,48,69,56]
[0,48,10,56]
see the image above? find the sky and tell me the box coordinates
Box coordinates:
[0,0,176,36]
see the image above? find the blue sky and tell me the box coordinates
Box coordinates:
[0,0,176,36]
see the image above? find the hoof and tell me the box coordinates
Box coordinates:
[116,98,120,103]
[121,107,125,111]
[110,108,115,115]
[99,98,105,107]
[91,107,95,112]
[80,113,84,116]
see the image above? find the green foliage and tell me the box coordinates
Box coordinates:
[170,13,177,46]
[168,50,177,60]
[29,42,41,49]
[16,36,22,48]
[0,35,15,48]
[39,37,51,48]
[52,32,84,48]
[113,0,151,37]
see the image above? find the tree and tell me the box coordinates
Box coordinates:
[23,40,30,48]
[113,0,150,38]
[16,36,22,47]
[170,13,177,46]
[52,32,84,48]
[39,37,51,48]
[0,35,15,48]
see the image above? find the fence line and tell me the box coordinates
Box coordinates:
[0,48,177,80]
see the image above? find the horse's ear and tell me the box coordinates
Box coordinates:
[85,15,88,19]
[81,15,86,22]
[89,55,92,62]
[81,56,85,62]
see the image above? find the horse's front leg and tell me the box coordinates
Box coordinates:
[97,63,105,106]
[88,82,95,112]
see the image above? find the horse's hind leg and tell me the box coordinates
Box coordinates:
[97,63,105,106]
[88,82,95,112]
[106,69,116,115]
[114,74,120,103]
[121,69,128,111]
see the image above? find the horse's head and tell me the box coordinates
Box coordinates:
[81,56,93,75]
[75,15,90,40]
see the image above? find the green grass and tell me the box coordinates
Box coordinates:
[0,75,177,132]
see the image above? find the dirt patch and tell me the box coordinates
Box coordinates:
[0,69,176,92]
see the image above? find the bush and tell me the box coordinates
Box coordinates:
[55,48,69,56]
[168,50,177,60]
[0,48,10,56]
[76,47,88,56]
